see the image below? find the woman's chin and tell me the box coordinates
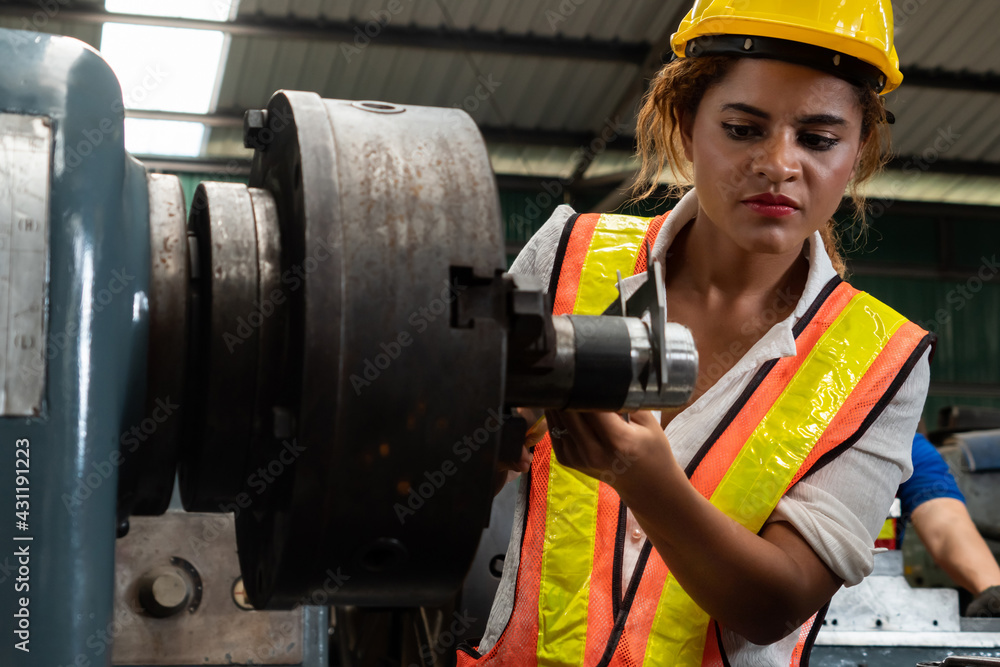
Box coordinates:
[735,232,809,257]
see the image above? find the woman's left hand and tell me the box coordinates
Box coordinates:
[544,409,676,490]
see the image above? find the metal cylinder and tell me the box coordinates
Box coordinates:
[505,314,697,412]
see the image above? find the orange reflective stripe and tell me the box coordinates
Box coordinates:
[632,212,668,276]
[700,621,725,667]
[789,612,819,667]
[609,552,668,667]
[553,214,600,317]
[472,437,551,667]
[583,483,619,665]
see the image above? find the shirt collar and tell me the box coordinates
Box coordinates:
[627,188,839,365]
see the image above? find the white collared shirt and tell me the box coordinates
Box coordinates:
[480,189,930,665]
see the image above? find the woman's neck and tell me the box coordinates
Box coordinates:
[666,211,809,306]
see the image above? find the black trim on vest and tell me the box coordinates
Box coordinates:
[683,277,843,478]
[547,213,581,309]
[793,277,843,337]
[612,501,627,619]
[714,620,733,667]
[456,642,481,659]
[800,602,830,667]
[596,540,654,667]
[799,333,934,482]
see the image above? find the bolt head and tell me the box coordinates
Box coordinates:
[243,109,270,149]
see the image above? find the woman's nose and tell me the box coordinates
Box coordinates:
[751,133,801,183]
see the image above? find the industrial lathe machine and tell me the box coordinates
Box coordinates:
[0,28,700,667]
[0,28,997,667]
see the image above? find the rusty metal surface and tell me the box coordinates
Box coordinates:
[111,512,304,665]
[235,92,507,608]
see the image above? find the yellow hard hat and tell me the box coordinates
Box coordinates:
[670,0,903,94]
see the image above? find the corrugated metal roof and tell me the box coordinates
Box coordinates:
[214,44,639,133]
[235,0,683,44]
[888,85,1000,162]
[895,0,1000,74]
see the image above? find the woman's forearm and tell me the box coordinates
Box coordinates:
[614,453,842,645]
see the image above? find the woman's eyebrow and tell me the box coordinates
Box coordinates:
[798,113,847,126]
[721,103,848,127]
[720,102,769,119]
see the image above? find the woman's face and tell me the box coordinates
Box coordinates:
[681,58,865,256]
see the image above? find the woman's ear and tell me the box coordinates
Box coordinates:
[679,109,695,163]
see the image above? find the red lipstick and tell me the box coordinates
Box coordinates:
[742,193,799,218]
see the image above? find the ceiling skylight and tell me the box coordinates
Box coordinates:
[106,0,235,23]
[124,119,206,157]
[101,0,236,156]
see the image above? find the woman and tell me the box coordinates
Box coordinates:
[461,1,933,665]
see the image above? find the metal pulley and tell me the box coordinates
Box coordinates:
[160,91,698,610]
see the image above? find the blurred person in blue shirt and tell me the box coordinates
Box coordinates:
[898,432,1000,617]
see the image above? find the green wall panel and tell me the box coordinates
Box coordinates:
[838,213,940,265]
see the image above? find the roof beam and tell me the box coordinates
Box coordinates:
[0,4,648,63]
[884,156,1000,178]
[902,67,1000,95]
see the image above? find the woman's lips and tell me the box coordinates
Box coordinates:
[742,200,798,218]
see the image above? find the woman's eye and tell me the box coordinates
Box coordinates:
[722,123,758,140]
[801,133,839,151]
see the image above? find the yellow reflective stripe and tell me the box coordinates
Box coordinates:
[710,293,906,532]
[644,293,907,665]
[878,518,896,540]
[536,213,651,666]
[537,463,600,666]
[573,214,652,314]
[643,574,709,667]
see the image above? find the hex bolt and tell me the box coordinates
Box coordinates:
[243,109,269,149]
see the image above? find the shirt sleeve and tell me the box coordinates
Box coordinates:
[766,346,931,587]
[898,432,966,519]
[508,204,577,287]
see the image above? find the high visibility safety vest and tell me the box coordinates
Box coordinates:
[458,212,934,667]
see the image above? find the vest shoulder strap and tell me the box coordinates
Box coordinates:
[549,212,667,316]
